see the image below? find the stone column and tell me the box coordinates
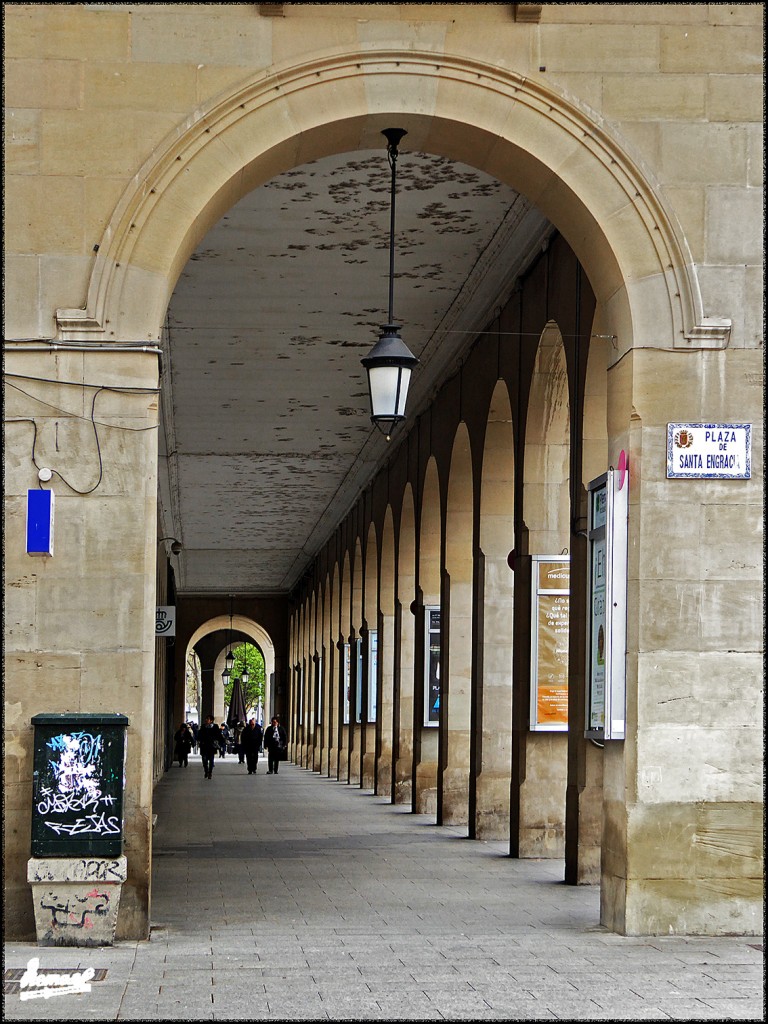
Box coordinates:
[601,348,763,935]
[4,347,159,941]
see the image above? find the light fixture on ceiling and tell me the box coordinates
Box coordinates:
[361,128,419,442]
[158,536,182,555]
[241,641,250,686]
[222,597,234,682]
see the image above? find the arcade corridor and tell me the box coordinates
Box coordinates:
[5,4,762,949]
[5,755,764,1021]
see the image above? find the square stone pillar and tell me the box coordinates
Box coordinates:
[600,349,764,934]
[28,857,128,946]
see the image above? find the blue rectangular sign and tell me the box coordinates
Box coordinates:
[26,489,54,556]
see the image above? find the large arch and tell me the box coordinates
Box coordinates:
[56,49,712,359]
[186,613,276,725]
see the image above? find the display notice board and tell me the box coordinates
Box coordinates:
[31,713,129,858]
[367,630,378,722]
[343,642,351,724]
[424,607,441,726]
[315,653,323,726]
[586,465,628,741]
[530,557,570,731]
[354,637,363,724]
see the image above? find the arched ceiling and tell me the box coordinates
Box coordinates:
[159,145,552,594]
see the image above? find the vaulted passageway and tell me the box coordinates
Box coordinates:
[6,9,761,947]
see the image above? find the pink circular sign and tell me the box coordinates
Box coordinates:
[617,449,628,490]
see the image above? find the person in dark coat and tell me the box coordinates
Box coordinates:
[264,716,288,775]
[188,720,198,753]
[197,716,222,779]
[233,720,246,763]
[173,723,193,767]
[240,718,264,775]
[219,722,230,757]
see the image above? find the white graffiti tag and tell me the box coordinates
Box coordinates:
[44,813,121,837]
[39,732,118,836]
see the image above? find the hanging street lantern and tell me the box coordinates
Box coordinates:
[361,128,419,441]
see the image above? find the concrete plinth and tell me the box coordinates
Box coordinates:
[28,856,127,946]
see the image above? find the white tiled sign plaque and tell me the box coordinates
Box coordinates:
[667,423,751,479]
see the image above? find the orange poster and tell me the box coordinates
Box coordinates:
[531,559,570,730]
[536,593,569,725]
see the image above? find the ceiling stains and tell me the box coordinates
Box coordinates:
[163,148,548,593]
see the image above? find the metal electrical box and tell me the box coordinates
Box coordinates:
[31,714,129,858]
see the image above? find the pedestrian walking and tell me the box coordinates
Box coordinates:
[198,716,222,779]
[219,722,230,757]
[241,718,264,774]
[264,716,288,774]
[233,719,246,763]
[173,723,193,767]
[188,720,198,753]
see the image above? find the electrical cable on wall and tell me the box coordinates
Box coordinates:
[4,379,159,496]
[5,379,159,431]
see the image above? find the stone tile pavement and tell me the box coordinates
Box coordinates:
[4,755,764,1020]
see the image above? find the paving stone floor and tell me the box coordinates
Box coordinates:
[4,754,764,1020]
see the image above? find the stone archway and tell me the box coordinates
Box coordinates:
[186,614,276,725]
[56,48,712,358]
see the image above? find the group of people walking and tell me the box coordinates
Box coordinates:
[174,716,287,779]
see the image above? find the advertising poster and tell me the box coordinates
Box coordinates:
[316,655,323,726]
[589,537,606,732]
[368,630,378,722]
[343,643,350,725]
[586,466,627,740]
[530,559,570,730]
[424,607,441,726]
[355,638,363,724]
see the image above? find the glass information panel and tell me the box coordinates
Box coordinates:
[367,630,378,722]
[424,607,441,726]
[355,637,363,724]
[586,467,628,740]
[343,643,351,724]
[316,654,323,726]
[530,557,570,731]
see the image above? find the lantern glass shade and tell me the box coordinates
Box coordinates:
[362,327,418,434]
[241,668,249,684]
[222,667,230,682]
[367,363,412,420]
[225,650,235,669]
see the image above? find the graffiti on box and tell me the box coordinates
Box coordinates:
[36,732,121,837]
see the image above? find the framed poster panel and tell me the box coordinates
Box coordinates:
[315,654,323,726]
[367,630,378,722]
[529,556,570,731]
[586,466,628,741]
[424,606,441,726]
[355,637,363,724]
[298,662,304,728]
[343,642,351,725]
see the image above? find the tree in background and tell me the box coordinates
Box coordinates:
[186,649,201,720]
[224,642,266,721]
